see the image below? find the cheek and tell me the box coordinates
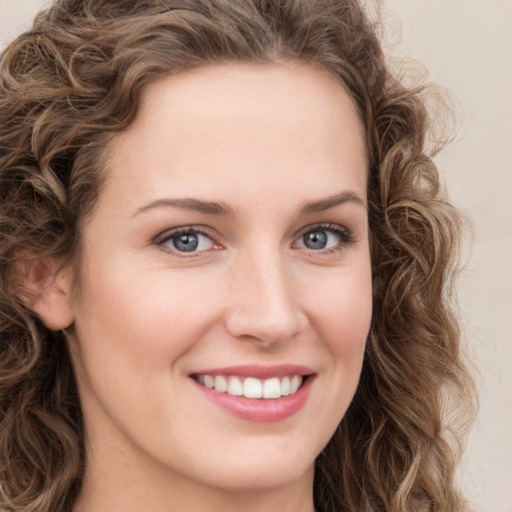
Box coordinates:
[297,263,372,450]
[305,263,373,357]
[68,265,221,434]
[72,255,232,377]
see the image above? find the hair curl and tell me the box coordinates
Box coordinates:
[0,1,475,510]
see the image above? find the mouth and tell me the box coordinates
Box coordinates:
[192,374,306,399]
[189,365,315,421]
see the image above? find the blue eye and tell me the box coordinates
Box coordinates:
[302,231,329,250]
[157,229,216,253]
[296,225,352,252]
[173,233,200,252]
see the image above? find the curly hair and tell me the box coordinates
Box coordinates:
[0,0,475,510]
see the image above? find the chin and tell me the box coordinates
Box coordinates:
[205,461,314,493]
[177,437,319,493]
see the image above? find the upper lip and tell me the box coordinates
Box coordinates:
[190,364,315,379]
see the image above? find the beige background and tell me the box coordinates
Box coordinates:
[1,1,511,511]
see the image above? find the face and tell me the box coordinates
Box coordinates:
[64,63,372,504]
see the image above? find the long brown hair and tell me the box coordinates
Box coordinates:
[0,1,475,510]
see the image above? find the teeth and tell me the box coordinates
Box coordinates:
[262,377,281,399]
[227,376,243,396]
[281,376,290,396]
[196,374,304,399]
[214,375,228,393]
[290,375,302,394]
[204,375,215,389]
[243,377,263,398]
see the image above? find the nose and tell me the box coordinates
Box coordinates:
[224,249,308,348]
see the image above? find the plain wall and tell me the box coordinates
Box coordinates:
[1,1,511,511]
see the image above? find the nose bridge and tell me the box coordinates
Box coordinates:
[225,244,305,345]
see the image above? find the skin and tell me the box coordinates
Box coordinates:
[41,62,372,512]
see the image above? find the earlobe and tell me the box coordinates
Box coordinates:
[17,258,75,331]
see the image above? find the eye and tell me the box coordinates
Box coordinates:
[295,224,353,252]
[155,227,217,254]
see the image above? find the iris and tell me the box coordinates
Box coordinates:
[303,231,328,250]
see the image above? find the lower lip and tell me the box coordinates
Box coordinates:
[193,377,314,422]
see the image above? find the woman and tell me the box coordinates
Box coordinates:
[0,0,475,511]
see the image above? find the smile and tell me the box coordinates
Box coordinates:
[194,374,304,399]
[190,365,314,422]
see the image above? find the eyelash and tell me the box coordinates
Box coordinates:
[153,223,354,257]
[294,223,354,255]
[154,226,218,256]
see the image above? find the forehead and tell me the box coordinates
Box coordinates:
[132,62,365,157]
[140,62,362,127]
[101,62,367,214]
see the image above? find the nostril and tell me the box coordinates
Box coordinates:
[225,310,306,347]
[224,262,308,344]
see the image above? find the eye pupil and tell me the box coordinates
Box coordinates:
[173,233,199,252]
[304,231,328,249]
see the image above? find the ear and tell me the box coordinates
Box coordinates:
[17,258,74,331]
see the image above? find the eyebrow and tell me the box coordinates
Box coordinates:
[132,190,366,217]
[300,191,367,214]
[132,198,235,217]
